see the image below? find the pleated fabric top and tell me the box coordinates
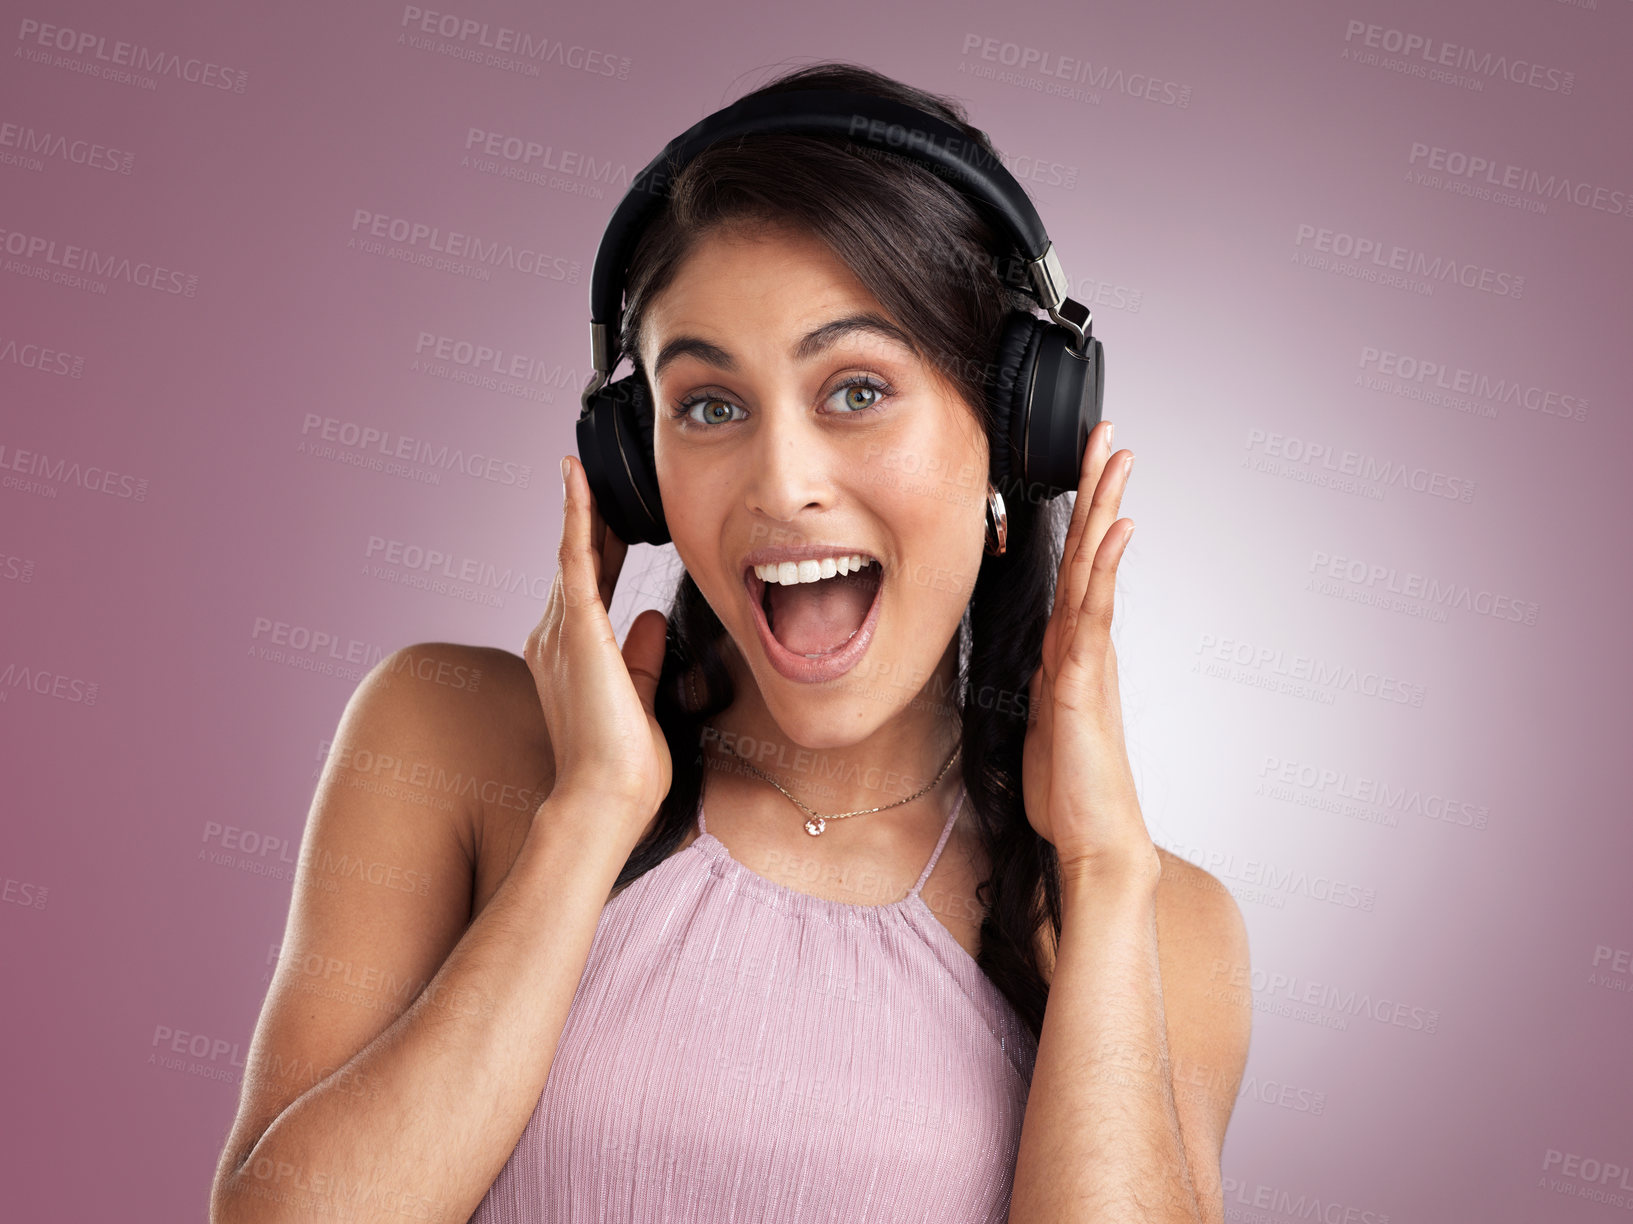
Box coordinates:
[468,780,1039,1224]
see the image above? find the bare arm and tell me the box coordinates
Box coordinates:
[1008,850,1252,1224]
[209,645,640,1224]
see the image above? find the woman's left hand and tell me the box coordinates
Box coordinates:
[1021,420,1156,881]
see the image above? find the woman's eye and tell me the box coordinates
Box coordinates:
[676,396,744,426]
[673,378,890,428]
[830,380,885,413]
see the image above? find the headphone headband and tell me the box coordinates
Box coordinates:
[582,87,1081,410]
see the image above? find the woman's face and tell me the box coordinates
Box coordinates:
[639,222,990,747]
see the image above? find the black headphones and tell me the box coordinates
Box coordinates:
[575,86,1104,548]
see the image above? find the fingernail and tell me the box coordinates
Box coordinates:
[560,456,570,494]
[1107,421,1115,446]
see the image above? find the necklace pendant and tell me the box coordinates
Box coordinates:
[804,816,826,836]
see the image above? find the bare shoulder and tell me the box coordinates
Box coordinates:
[1030,846,1251,1001]
[1152,847,1253,1218]
[1153,846,1247,943]
[373,640,551,762]
[1148,846,1254,1014]
[424,643,559,884]
[210,641,553,1200]
[358,642,555,858]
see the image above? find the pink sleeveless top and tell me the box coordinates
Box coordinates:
[468,780,1038,1223]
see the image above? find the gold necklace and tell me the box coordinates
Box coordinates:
[713,734,963,837]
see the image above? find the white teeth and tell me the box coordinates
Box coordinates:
[753,554,874,586]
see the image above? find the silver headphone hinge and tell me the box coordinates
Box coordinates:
[582,322,614,413]
[1027,245,1092,355]
[1048,297,1093,357]
[1026,243,1068,312]
[590,321,614,374]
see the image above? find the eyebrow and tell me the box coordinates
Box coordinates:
[648,312,916,383]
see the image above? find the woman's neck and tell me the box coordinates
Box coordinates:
[701,637,965,822]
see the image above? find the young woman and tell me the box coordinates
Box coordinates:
[211,62,1251,1224]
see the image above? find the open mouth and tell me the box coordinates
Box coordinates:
[748,560,883,655]
[742,559,886,680]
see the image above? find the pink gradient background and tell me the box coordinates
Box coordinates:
[3,1,1630,1219]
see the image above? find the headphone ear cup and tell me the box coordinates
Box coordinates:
[1026,325,1103,497]
[987,311,1042,497]
[574,373,671,546]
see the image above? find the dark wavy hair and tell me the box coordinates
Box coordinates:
[605,60,1074,1041]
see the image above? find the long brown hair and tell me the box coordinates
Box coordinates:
[608,61,1073,1040]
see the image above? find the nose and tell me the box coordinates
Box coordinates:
[742,400,836,523]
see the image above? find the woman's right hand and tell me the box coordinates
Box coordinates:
[524,455,673,838]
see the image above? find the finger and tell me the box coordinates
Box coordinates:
[588,467,608,557]
[1056,422,1115,588]
[1079,449,1134,574]
[559,458,612,635]
[557,457,590,610]
[1067,517,1134,669]
[622,608,668,715]
[1059,444,1131,648]
[1051,427,1116,652]
[568,456,629,612]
